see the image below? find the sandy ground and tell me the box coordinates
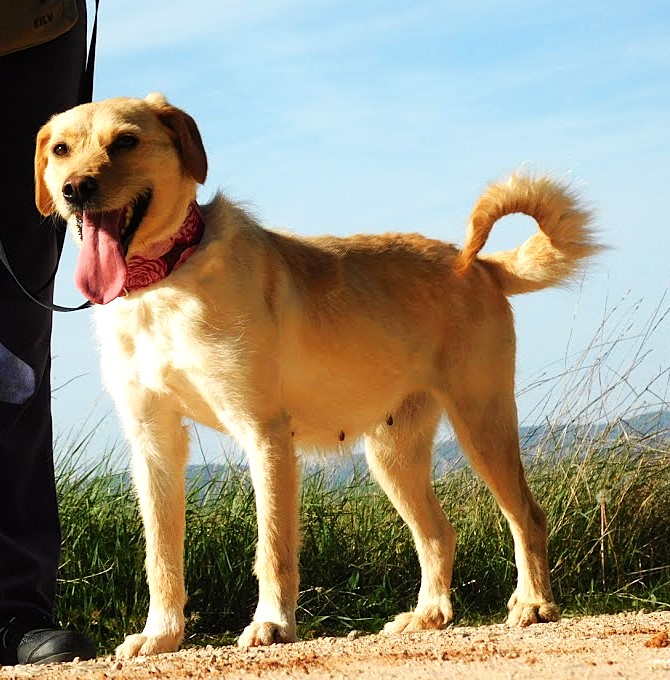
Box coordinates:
[1,611,669,679]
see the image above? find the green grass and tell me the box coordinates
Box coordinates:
[53,297,670,654]
[54,437,670,654]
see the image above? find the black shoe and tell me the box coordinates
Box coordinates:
[0,617,95,665]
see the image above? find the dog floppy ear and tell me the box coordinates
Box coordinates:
[147,94,208,185]
[34,122,54,216]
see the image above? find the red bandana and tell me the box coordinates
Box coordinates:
[124,203,204,294]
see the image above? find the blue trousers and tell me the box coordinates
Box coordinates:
[0,2,87,622]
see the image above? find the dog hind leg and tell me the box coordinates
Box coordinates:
[365,394,456,634]
[442,387,560,627]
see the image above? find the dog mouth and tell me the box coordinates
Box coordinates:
[74,190,152,305]
[75,190,152,253]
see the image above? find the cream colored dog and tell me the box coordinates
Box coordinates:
[35,94,602,658]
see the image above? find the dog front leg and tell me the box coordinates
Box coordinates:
[115,406,189,658]
[238,433,299,647]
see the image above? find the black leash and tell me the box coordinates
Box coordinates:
[79,0,99,105]
[0,237,91,312]
[0,0,99,313]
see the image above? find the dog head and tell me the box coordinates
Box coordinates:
[35,93,208,304]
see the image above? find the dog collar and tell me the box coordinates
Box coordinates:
[124,202,204,294]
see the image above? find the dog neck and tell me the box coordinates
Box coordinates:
[124,202,204,295]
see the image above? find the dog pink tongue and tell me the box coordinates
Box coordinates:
[74,210,128,304]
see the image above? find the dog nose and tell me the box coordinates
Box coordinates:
[62,175,99,206]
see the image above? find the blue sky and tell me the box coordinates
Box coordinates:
[51,0,670,468]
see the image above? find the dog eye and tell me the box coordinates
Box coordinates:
[53,143,69,157]
[112,134,139,150]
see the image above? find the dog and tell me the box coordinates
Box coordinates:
[35,93,603,658]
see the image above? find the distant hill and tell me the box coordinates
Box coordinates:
[178,408,669,493]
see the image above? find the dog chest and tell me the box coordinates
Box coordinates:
[96,292,211,391]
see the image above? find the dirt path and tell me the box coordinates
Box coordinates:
[1,611,669,679]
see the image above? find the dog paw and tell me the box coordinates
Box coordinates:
[507,599,561,627]
[238,621,297,648]
[115,633,181,658]
[382,603,452,635]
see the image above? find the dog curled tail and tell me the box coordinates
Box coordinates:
[455,172,605,295]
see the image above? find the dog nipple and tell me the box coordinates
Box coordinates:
[386,414,394,426]
[339,431,345,442]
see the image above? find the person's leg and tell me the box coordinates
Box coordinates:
[0,0,92,655]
